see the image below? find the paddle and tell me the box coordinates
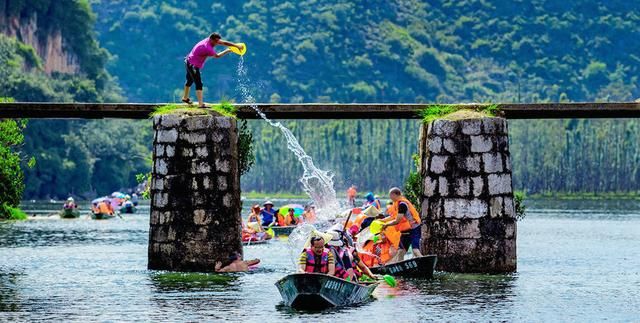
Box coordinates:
[116,211,125,220]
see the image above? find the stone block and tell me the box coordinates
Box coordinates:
[152,177,164,191]
[192,161,211,174]
[488,174,512,195]
[455,177,470,197]
[505,221,516,239]
[182,132,207,144]
[420,199,429,220]
[443,139,457,154]
[181,148,194,158]
[431,120,458,137]
[471,135,493,153]
[430,155,449,174]
[471,176,484,197]
[165,145,175,157]
[185,116,213,130]
[428,198,443,219]
[430,219,482,239]
[157,129,178,143]
[496,135,510,152]
[155,145,165,158]
[194,209,211,225]
[461,119,482,135]
[443,198,488,219]
[216,117,232,129]
[438,177,449,196]
[218,176,228,191]
[150,211,160,225]
[464,155,481,172]
[504,154,512,172]
[202,176,212,190]
[223,193,233,207]
[153,193,168,208]
[160,115,181,128]
[159,211,173,224]
[155,159,168,175]
[482,117,505,135]
[489,196,503,218]
[213,132,224,143]
[445,239,478,256]
[216,159,231,173]
[428,137,443,153]
[504,196,516,218]
[423,176,437,197]
[483,152,503,173]
[195,146,209,158]
[192,178,199,190]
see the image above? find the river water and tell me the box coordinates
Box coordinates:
[1,199,638,321]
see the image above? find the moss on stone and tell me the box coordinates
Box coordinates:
[420,104,500,123]
[150,101,237,118]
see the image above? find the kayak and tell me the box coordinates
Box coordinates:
[120,205,137,214]
[263,225,296,236]
[60,209,80,219]
[370,255,437,279]
[276,273,378,311]
[91,212,116,220]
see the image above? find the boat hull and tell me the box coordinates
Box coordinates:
[263,225,296,236]
[91,213,116,220]
[370,255,437,278]
[275,273,377,311]
[60,209,80,218]
[120,206,137,214]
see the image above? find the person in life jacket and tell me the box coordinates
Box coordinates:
[328,229,377,281]
[63,197,77,209]
[260,201,276,226]
[96,199,114,215]
[302,205,316,224]
[347,185,357,208]
[362,192,382,210]
[381,187,423,262]
[360,232,397,268]
[247,204,262,226]
[298,236,335,275]
[277,208,300,226]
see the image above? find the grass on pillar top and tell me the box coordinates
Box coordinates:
[419,104,500,123]
[150,101,237,118]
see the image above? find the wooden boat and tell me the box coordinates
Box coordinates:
[276,273,378,311]
[242,239,269,246]
[120,205,137,214]
[59,208,80,219]
[263,225,296,236]
[370,255,437,279]
[91,212,116,220]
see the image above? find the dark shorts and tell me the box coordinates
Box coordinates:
[185,60,203,90]
[399,226,422,251]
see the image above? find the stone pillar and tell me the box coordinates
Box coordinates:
[148,113,242,272]
[419,117,516,273]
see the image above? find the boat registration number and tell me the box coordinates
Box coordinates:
[386,260,418,274]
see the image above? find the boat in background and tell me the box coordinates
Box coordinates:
[91,212,116,220]
[276,273,378,311]
[59,209,80,219]
[263,225,296,236]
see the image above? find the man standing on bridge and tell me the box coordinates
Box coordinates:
[182,33,244,108]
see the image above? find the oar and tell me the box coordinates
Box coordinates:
[116,211,125,220]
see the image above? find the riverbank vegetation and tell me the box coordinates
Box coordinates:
[4,1,640,198]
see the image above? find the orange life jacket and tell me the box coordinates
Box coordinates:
[360,239,393,267]
[387,197,421,232]
[97,202,112,215]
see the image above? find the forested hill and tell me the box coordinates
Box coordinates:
[4,0,640,198]
[88,0,640,196]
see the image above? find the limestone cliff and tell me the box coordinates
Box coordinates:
[0,10,80,74]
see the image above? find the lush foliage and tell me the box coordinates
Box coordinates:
[0,115,28,219]
[7,0,640,198]
[403,154,423,211]
[419,104,500,123]
[514,191,526,221]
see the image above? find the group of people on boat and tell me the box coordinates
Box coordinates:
[298,187,422,281]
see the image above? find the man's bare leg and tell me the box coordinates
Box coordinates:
[196,90,204,107]
[412,247,423,257]
[182,86,191,102]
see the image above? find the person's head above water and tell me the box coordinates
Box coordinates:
[310,236,325,255]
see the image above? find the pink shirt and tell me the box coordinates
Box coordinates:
[187,38,217,69]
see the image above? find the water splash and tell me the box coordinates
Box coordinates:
[236,58,340,215]
[236,57,346,266]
